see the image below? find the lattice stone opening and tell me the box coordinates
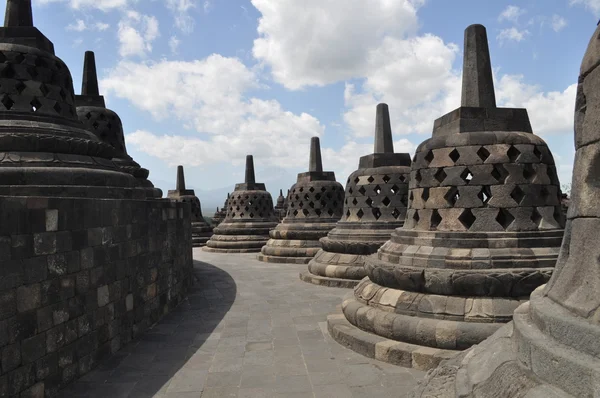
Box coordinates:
[449,148,460,163]
[30,97,41,112]
[430,209,442,230]
[373,185,381,195]
[391,184,399,194]
[461,168,473,184]
[413,210,420,223]
[458,208,476,229]
[540,186,550,201]
[1,94,14,110]
[510,186,525,205]
[320,186,327,192]
[424,150,434,165]
[367,176,375,183]
[357,209,364,219]
[315,209,322,216]
[392,208,400,219]
[445,187,460,206]
[382,196,391,207]
[422,187,430,202]
[491,164,508,183]
[496,208,515,229]
[399,175,406,182]
[478,186,492,205]
[358,186,366,195]
[366,198,373,207]
[354,176,360,184]
[415,170,422,183]
[533,146,543,161]
[477,146,490,162]
[372,208,382,220]
[383,175,391,183]
[507,145,521,162]
[523,164,536,182]
[434,168,447,184]
[531,208,542,226]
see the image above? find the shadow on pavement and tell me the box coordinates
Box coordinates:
[58,259,237,398]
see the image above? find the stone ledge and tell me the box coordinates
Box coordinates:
[256,254,311,264]
[202,246,262,253]
[327,312,458,370]
[299,271,359,288]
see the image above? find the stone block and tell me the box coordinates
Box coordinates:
[0,290,16,320]
[2,342,20,372]
[33,233,56,256]
[21,333,46,364]
[17,284,41,313]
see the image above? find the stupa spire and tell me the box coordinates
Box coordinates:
[176,165,186,191]
[374,103,394,153]
[245,155,255,184]
[4,0,33,27]
[82,51,100,97]
[461,24,496,108]
[309,137,323,172]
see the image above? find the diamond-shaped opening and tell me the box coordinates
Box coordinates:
[231,212,236,218]
[358,186,366,195]
[321,186,327,192]
[244,206,249,211]
[430,210,442,230]
[1,64,15,78]
[302,209,309,216]
[399,175,406,182]
[309,187,315,193]
[294,195,300,200]
[327,208,334,216]
[367,176,375,183]
[239,212,244,217]
[249,212,254,218]
[30,98,41,112]
[444,187,460,206]
[365,198,373,207]
[381,196,390,207]
[477,146,490,162]
[320,200,326,207]
[1,95,14,110]
[424,150,434,165]
[373,185,381,195]
[85,112,92,120]
[449,148,460,163]
[510,186,525,204]
[421,187,430,202]
[298,201,304,208]
[0,53,6,63]
[390,184,399,194]
[523,164,536,182]
[315,209,322,216]
[434,168,447,184]
[326,193,332,199]
[304,194,310,201]
[346,209,351,217]
[413,210,420,223]
[491,164,508,183]
[53,102,62,114]
[372,208,382,220]
[59,89,67,102]
[299,187,304,192]
[477,186,492,205]
[533,146,543,161]
[507,146,521,162]
[315,193,322,200]
[293,209,299,216]
[39,83,49,97]
[382,175,391,183]
[461,168,473,184]
[14,80,25,94]
[356,209,364,219]
[540,186,550,201]
[13,54,24,64]
[458,209,476,229]
[415,170,422,183]
[531,208,542,226]
[496,208,515,230]
[391,208,400,219]
[99,113,106,121]
[354,176,360,184]
[309,201,315,208]
[409,191,414,201]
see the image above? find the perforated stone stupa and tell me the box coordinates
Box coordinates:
[204,155,278,253]
[300,104,411,287]
[257,137,344,264]
[412,22,600,397]
[212,193,229,226]
[327,24,565,370]
[167,165,213,247]
[75,51,161,198]
[274,189,287,221]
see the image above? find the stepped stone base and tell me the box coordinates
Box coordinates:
[257,223,335,264]
[327,311,458,370]
[257,254,311,264]
[299,271,360,288]
[202,246,263,253]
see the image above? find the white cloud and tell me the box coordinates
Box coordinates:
[497,27,530,43]
[117,12,160,58]
[570,0,600,15]
[95,22,110,31]
[551,14,568,32]
[498,5,526,23]
[66,19,87,31]
[251,0,423,90]
[35,0,129,11]
[166,0,197,33]
[169,36,180,54]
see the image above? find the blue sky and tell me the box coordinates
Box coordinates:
[22,0,598,210]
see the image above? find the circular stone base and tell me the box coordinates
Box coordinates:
[327,311,457,370]
[256,254,311,264]
[299,271,359,288]
[202,246,262,253]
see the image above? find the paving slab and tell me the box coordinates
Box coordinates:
[58,249,424,397]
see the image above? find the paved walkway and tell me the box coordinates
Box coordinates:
[59,249,424,398]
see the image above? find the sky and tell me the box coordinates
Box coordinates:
[17,0,598,211]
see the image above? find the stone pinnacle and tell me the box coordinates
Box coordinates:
[82,51,100,97]
[309,137,323,172]
[4,0,33,27]
[374,103,394,153]
[245,155,255,184]
[176,165,186,191]
[461,24,496,108]
[279,189,283,196]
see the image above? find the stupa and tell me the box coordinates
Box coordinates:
[257,137,344,264]
[274,189,286,221]
[204,155,278,253]
[327,24,565,370]
[167,165,213,247]
[212,193,229,226]
[300,104,411,287]
[75,51,161,198]
[412,22,600,397]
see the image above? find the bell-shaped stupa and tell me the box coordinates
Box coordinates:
[212,193,229,226]
[412,22,600,397]
[0,0,142,198]
[257,137,344,264]
[75,51,161,198]
[300,104,411,287]
[274,189,286,221]
[204,155,278,252]
[328,24,565,370]
[167,165,213,247]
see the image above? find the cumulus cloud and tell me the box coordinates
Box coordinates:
[66,19,110,32]
[117,11,160,58]
[497,27,530,43]
[498,5,526,23]
[166,0,198,33]
[551,14,568,32]
[570,0,600,15]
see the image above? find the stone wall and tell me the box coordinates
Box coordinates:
[0,196,193,397]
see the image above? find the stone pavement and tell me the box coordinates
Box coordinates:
[58,249,424,398]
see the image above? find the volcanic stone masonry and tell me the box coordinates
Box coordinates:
[0,1,193,396]
[327,24,565,370]
[274,189,286,221]
[75,51,161,199]
[412,21,600,398]
[300,104,412,288]
[257,137,344,264]
[204,155,278,253]
[211,193,229,226]
[167,165,213,247]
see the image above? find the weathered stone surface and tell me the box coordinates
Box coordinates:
[211,193,230,226]
[411,20,600,398]
[205,155,278,253]
[258,137,344,264]
[302,104,412,287]
[328,24,564,369]
[274,189,287,221]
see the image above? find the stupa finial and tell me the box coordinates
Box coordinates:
[245,155,255,184]
[374,103,394,153]
[176,165,186,191]
[461,24,496,108]
[309,137,323,172]
[4,0,33,27]
[82,51,100,97]
[279,189,283,196]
